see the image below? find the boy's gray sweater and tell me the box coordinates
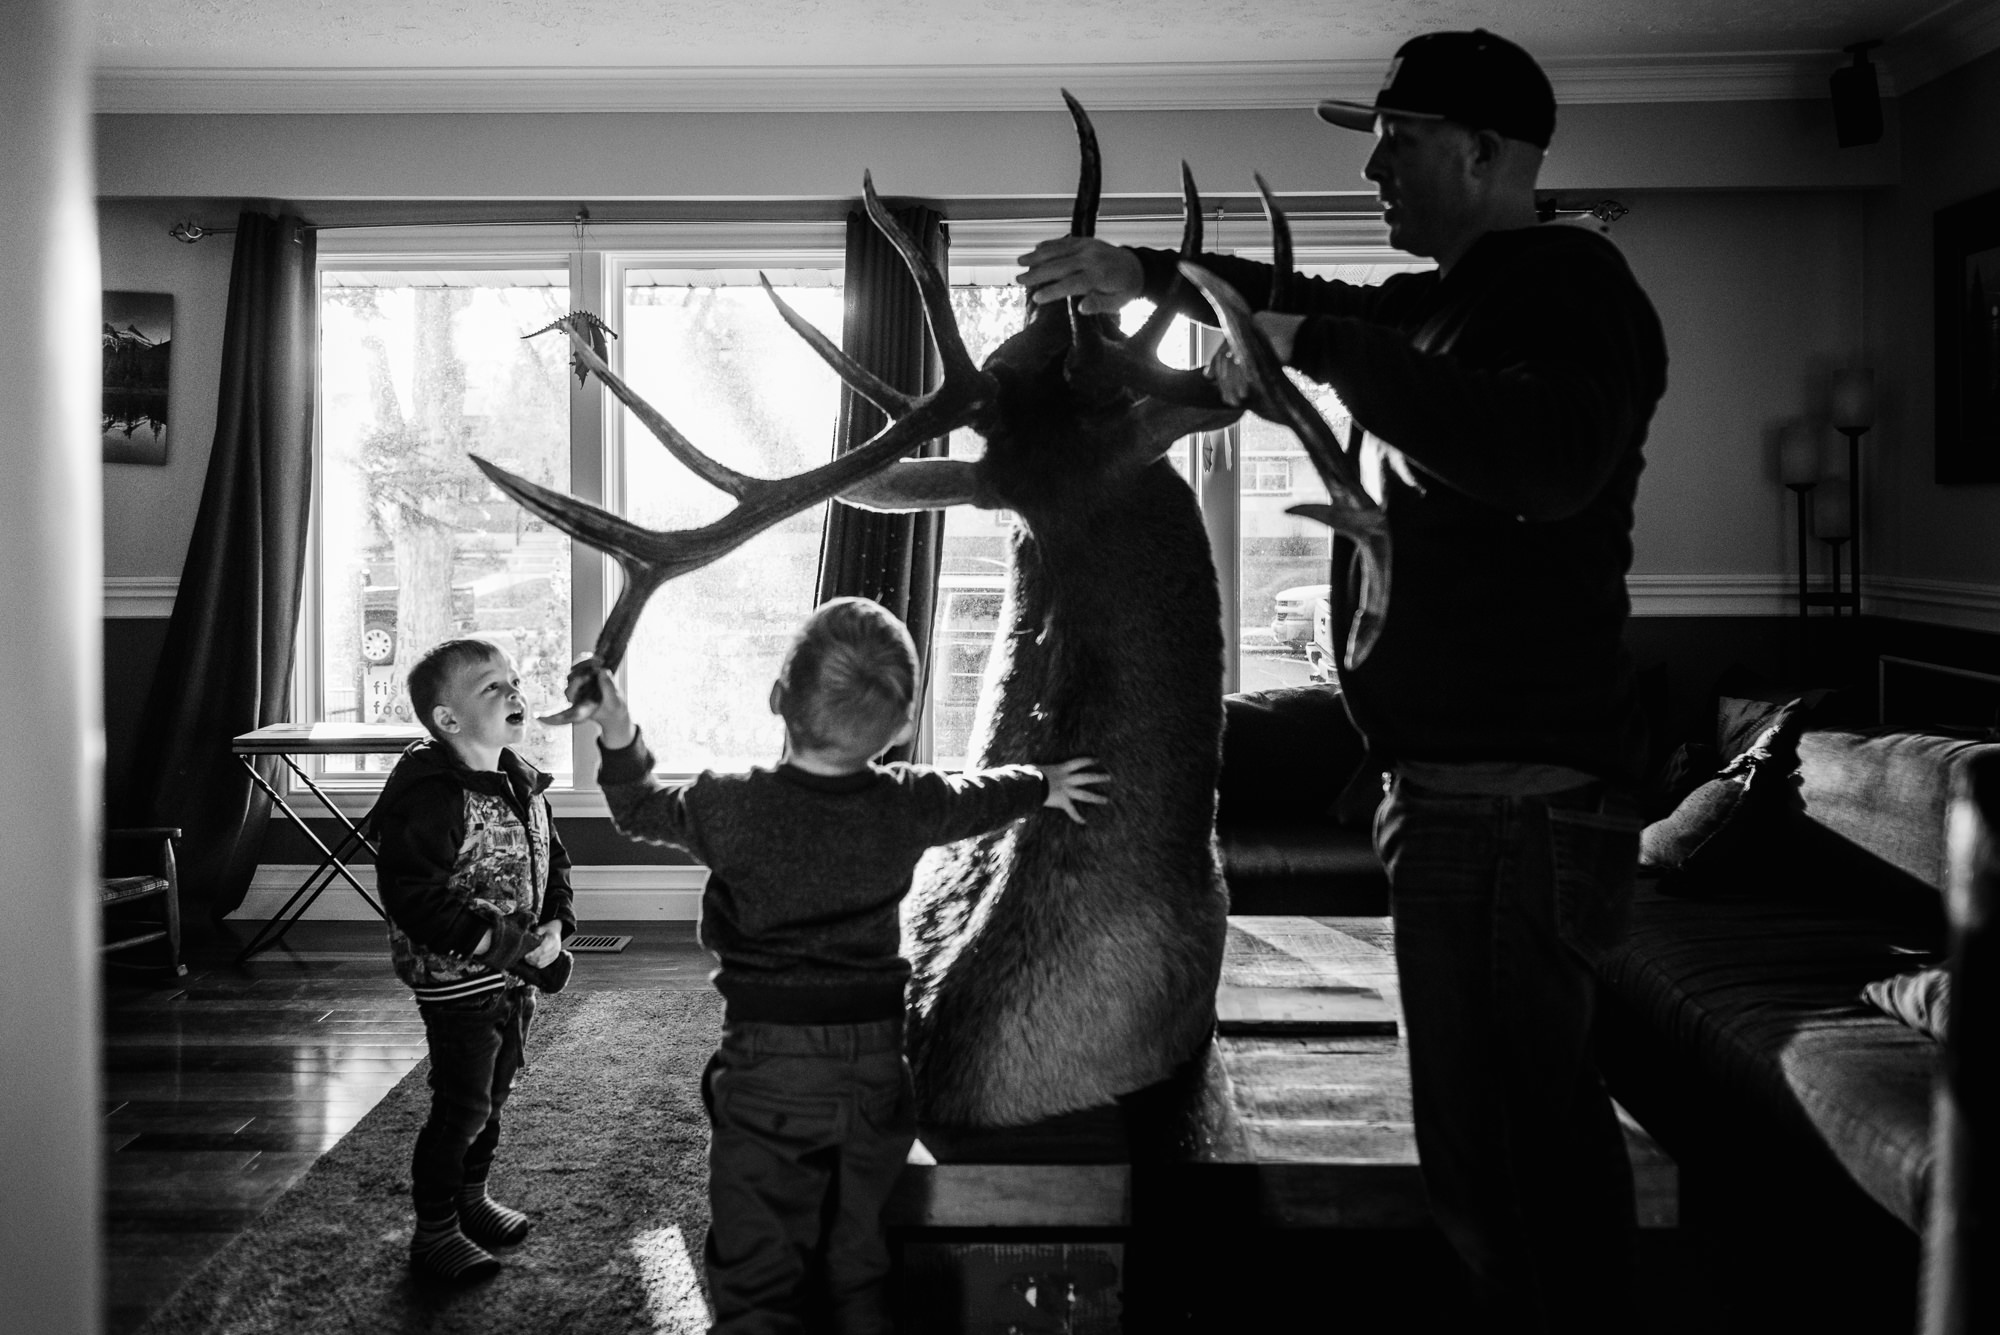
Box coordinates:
[596,730,1048,1023]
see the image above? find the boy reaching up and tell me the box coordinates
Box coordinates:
[373,638,577,1281]
[575,596,1107,1335]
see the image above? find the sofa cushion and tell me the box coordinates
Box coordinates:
[1222,824,1383,880]
[1597,882,1943,1228]
[1797,729,2000,910]
[1219,823,1389,915]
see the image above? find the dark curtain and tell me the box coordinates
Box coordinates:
[124,213,317,918]
[815,205,950,764]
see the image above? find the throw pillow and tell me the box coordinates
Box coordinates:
[1642,739,1723,821]
[1862,966,1951,1042]
[1639,769,1752,873]
[1641,696,1815,891]
[1716,688,1832,764]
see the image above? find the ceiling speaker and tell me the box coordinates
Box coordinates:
[1831,41,1883,148]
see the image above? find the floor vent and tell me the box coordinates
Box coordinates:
[569,934,633,953]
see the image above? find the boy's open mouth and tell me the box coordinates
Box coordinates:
[506,709,525,725]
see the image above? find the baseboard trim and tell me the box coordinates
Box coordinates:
[229,863,708,922]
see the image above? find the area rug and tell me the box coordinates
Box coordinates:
[136,989,722,1335]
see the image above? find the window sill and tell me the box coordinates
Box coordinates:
[277,783,699,821]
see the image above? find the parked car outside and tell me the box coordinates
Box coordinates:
[1306,592,1336,684]
[1270,582,1331,652]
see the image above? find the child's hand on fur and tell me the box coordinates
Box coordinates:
[1037,757,1110,825]
[568,655,636,749]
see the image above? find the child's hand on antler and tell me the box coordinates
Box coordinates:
[564,656,635,749]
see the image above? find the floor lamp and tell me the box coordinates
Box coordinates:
[1830,368,1876,617]
[1781,421,1819,620]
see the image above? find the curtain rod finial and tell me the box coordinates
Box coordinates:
[168,221,207,243]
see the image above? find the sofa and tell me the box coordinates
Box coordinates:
[1592,695,2000,1331]
[1214,684,1386,916]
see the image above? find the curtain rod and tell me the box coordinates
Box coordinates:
[168,198,1626,243]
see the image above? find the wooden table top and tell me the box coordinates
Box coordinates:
[890,915,1677,1232]
[232,723,428,755]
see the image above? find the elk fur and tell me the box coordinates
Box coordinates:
[901,362,1231,1125]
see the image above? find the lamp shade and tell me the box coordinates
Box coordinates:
[1831,368,1876,431]
[1813,483,1853,540]
[1780,421,1820,485]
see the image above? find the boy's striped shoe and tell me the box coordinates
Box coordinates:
[458,1186,532,1247]
[410,1217,501,1282]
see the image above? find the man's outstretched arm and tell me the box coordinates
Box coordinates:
[1017,238,1402,326]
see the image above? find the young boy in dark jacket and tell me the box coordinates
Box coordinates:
[373,637,577,1282]
[569,597,1107,1334]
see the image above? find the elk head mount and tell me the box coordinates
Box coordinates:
[471,95,1390,1125]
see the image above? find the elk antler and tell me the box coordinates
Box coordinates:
[1177,225,1394,667]
[1055,97,1230,423]
[472,176,999,723]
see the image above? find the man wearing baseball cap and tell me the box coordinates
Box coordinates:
[1021,29,1667,1335]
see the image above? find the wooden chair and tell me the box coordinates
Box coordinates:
[102,826,186,978]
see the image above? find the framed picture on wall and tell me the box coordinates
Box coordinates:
[1935,186,2000,483]
[102,290,173,466]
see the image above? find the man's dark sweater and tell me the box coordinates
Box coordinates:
[596,731,1049,1023]
[1137,223,1668,784]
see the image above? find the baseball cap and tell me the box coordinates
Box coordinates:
[1316,29,1556,148]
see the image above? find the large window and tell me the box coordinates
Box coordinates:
[308,243,854,789]
[616,269,842,774]
[305,231,1416,791]
[1235,262,1431,694]
[316,268,575,777]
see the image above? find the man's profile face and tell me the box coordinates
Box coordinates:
[1361,116,1474,259]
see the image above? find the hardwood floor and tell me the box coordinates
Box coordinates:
[99,919,710,1335]
[101,920,1721,1333]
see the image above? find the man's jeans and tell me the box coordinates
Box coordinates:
[410,984,535,1218]
[702,1018,914,1335]
[1376,775,1642,1334]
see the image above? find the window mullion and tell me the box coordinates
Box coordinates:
[569,247,611,788]
[1189,322,1241,695]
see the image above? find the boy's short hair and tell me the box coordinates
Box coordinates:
[777,598,919,761]
[407,638,506,740]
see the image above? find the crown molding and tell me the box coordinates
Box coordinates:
[93,53,1844,117]
[103,575,177,618]
[1885,0,2000,93]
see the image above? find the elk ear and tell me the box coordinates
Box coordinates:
[1126,399,1241,467]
